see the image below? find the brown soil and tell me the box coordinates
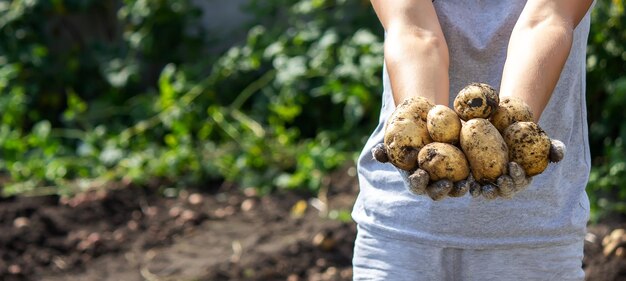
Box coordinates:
[0,165,624,281]
[584,219,626,281]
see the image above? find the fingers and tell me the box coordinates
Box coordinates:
[376,134,559,200]
[371,143,389,163]
[426,180,453,201]
[480,165,532,200]
[507,162,532,193]
[408,169,429,195]
[467,174,482,198]
[449,180,469,197]
[481,184,499,200]
[508,162,528,185]
[516,176,532,193]
[377,142,542,200]
[477,175,516,200]
[472,171,517,200]
[403,168,469,200]
[408,170,469,200]
[496,175,515,199]
[549,139,566,163]
[400,161,535,200]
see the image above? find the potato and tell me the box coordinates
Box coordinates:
[453,83,499,121]
[460,118,508,183]
[383,97,435,171]
[503,121,551,176]
[427,105,461,144]
[490,96,534,133]
[417,142,470,182]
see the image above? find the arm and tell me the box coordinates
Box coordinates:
[371,0,450,106]
[499,0,594,122]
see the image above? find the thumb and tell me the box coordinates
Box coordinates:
[549,139,566,163]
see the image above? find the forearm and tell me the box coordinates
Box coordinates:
[499,20,573,122]
[371,0,450,106]
[499,0,593,122]
[385,29,450,106]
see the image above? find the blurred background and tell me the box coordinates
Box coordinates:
[0,0,625,280]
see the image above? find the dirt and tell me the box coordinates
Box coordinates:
[0,165,625,281]
[584,219,626,281]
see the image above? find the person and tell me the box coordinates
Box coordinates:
[352,0,595,280]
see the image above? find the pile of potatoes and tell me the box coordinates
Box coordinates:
[372,83,563,200]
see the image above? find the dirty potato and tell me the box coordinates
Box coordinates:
[427,105,462,144]
[503,121,551,176]
[491,96,534,133]
[460,118,508,183]
[383,97,435,171]
[453,83,499,121]
[418,142,470,182]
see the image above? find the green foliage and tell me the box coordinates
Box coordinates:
[586,0,626,220]
[2,0,624,214]
[0,0,383,196]
[206,0,383,192]
[0,0,211,195]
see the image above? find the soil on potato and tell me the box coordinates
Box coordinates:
[0,165,624,281]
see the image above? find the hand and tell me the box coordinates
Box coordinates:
[372,139,565,200]
[400,168,472,201]
[471,139,566,200]
[469,162,531,200]
[373,143,465,201]
[549,139,566,163]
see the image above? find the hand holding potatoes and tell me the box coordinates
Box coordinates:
[372,82,566,201]
[468,162,530,199]
[381,96,434,171]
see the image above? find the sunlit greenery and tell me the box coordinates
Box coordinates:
[0,0,624,220]
[586,0,626,220]
[0,0,382,196]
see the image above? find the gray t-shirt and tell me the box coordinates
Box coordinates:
[352,0,592,249]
